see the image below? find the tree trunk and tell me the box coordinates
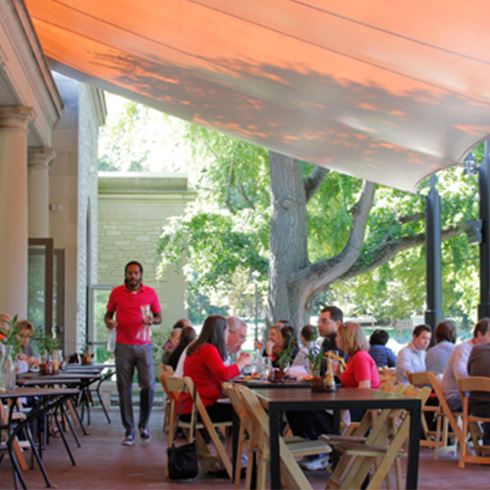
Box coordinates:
[267,152,309,328]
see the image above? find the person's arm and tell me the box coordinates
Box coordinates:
[205,345,241,380]
[456,344,471,378]
[353,353,374,388]
[358,379,371,389]
[387,348,397,368]
[395,347,411,384]
[152,311,162,325]
[104,310,117,330]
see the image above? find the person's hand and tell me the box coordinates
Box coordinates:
[254,340,264,350]
[142,315,153,326]
[106,319,118,330]
[236,352,252,370]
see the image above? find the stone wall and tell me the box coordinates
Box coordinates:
[98,173,195,331]
[50,73,105,354]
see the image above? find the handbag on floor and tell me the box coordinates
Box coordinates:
[166,382,199,480]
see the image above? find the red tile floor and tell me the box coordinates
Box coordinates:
[1,406,488,489]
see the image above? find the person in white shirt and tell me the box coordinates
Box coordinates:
[426,321,456,373]
[291,324,321,373]
[396,324,431,384]
[442,317,490,411]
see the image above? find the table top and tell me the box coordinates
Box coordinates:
[19,372,101,381]
[0,387,79,398]
[252,387,420,410]
[65,363,115,371]
[234,377,310,389]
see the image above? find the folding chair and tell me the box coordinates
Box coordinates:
[323,384,430,490]
[159,364,174,434]
[162,376,233,479]
[457,376,490,468]
[224,383,329,489]
[237,384,320,490]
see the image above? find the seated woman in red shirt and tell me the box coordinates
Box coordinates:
[336,322,380,390]
[181,315,251,422]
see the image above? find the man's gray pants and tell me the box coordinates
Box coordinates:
[115,343,155,437]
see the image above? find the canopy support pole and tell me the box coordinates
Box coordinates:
[425,175,443,345]
[478,140,490,319]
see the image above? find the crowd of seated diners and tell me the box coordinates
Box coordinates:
[161,308,490,475]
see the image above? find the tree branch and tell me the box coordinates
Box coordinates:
[225,154,236,214]
[398,212,425,224]
[289,181,377,299]
[304,166,329,202]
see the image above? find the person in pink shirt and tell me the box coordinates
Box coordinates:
[105,261,162,446]
[336,322,380,390]
[181,315,251,422]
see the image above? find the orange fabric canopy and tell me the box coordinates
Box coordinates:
[25,0,490,192]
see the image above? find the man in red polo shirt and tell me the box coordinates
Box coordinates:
[105,261,162,446]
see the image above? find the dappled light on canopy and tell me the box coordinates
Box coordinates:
[25,0,490,192]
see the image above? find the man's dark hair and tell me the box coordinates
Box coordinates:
[125,260,143,274]
[473,317,490,338]
[370,329,389,346]
[300,324,317,342]
[413,324,431,338]
[320,306,343,324]
[435,321,457,343]
[172,319,189,330]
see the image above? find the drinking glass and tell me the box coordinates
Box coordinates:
[138,305,151,341]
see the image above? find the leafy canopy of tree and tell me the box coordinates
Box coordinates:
[99,94,480,328]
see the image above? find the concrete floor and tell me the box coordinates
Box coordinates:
[1,406,489,489]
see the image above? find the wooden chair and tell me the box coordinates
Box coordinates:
[237,384,323,490]
[322,384,430,490]
[457,376,490,468]
[408,370,448,458]
[159,364,174,433]
[162,376,233,479]
[423,371,462,459]
[224,382,329,489]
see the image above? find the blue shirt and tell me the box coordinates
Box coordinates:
[369,344,396,368]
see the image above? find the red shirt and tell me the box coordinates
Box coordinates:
[106,284,161,345]
[181,343,239,414]
[341,350,380,389]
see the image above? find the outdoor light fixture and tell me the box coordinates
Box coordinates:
[464,152,478,176]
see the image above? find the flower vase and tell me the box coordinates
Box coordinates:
[0,345,16,392]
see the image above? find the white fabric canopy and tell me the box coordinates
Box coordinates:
[25,0,490,192]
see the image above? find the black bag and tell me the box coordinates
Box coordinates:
[167,442,198,480]
[166,382,199,480]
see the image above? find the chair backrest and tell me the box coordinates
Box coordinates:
[236,384,313,490]
[408,370,433,387]
[457,376,490,397]
[160,363,174,375]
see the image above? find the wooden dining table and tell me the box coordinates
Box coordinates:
[0,386,79,490]
[252,387,422,490]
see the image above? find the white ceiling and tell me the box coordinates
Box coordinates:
[25,0,490,192]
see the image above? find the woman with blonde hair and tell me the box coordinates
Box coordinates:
[336,322,379,389]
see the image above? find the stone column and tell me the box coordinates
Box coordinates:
[0,106,34,318]
[28,148,55,238]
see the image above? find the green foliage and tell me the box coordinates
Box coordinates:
[34,325,60,355]
[0,315,21,358]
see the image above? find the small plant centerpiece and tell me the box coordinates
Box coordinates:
[34,326,61,374]
[0,315,22,391]
[305,344,326,392]
[270,336,297,382]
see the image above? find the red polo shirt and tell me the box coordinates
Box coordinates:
[106,284,161,345]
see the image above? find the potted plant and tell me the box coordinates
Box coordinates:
[305,345,326,391]
[0,315,21,391]
[34,326,61,374]
[270,337,296,382]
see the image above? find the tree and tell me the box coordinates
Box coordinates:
[157,123,478,327]
[99,94,479,328]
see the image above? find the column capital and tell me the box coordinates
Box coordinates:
[28,147,56,170]
[0,106,34,130]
